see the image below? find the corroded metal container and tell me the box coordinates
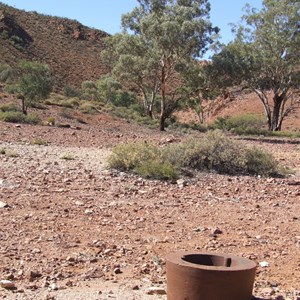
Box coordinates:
[166,251,256,300]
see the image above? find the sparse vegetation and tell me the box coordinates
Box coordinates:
[79,102,98,114]
[31,138,48,146]
[109,131,282,179]
[46,116,55,126]
[108,142,179,180]
[0,64,15,83]
[60,153,75,160]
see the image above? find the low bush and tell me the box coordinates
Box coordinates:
[0,64,14,83]
[24,113,41,124]
[79,102,98,114]
[0,111,25,123]
[0,102,21,112]
[108,130,282,180]
[214,113,266,133]
[165,130,246,175]
[108,142,179,180]
[135,160,179,180]
[64,85,81,98]
[31,138,48,146]
[244,147,278,176]
[0,111,40,124]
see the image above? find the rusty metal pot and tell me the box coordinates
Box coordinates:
[166,251,256,300]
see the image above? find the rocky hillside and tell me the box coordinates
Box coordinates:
[0,2,109,89]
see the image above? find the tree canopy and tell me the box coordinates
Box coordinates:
[209,0,300,131]
[19,61,53,114]
[102,0,218,130]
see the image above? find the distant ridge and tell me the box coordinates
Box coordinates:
[0,2,109,89]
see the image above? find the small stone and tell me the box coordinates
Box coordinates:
[75,201,84,206]
[212,227,223,235]
[113,268,122,274]
[0,279,16,289]
[259,261,269,268]
[146,287,167,295]
[84,209,94,215]
[261,287,275,295]
[132,285,139,290]
[176,179,187,188]
[29,271,42,281]
[50,283,58,291]
[0,201,9,208]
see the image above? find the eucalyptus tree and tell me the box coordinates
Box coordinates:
[19,61,53,114]
[102,0,218,130]
[210,0,300,131]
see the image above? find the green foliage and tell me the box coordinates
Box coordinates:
[64,85,81,98]
[166,130,246,175]
[96,75,122,103]
[31,138,48,146]
[0,102,20,112]
[60,153,75,160]
[19,60,53,114]
[210,0,300,131]
[4,84,20,94]
[103,0,218,130]
[108,142,161,171]
[214,114,265,131]
[135,161,179,181]
[0,111,40,124]
[23,113,40,124]
[46,116,55,125]
[109,131,282,179]
[79,102,98,114]
[0,64,14,83]
[82,81,100,101]
[244,147,278,177]
[0,111,25,123]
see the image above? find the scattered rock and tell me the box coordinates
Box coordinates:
[146,287,167,295]
[0,201,9,208]
[0,280,16,290]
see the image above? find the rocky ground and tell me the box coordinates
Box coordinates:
[0,117,299,300]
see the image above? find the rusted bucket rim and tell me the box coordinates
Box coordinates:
[166,251,257,271]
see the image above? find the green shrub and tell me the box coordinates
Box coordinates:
[135,160,179,180]
[4,84,20,94]
[165,130,245,175]
[31,138,48,146]
[46,116,55,125]
[108,142,160,171]
[214,113,266,134]
[0,111,40,124]
[79,102,98,114]
[244,147,278,176]
[0,102,21,112]
[109,131,282,179]
[0,111,25,123]
[64,85,81,98]
[24,113,41,124]
[0,64,14,83]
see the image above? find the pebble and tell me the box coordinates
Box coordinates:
[259,261,269,268]
[0,201,9,208]
[146,287,167,295]
[0,279,16,289]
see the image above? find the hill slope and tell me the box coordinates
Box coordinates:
[0,2,109,89]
